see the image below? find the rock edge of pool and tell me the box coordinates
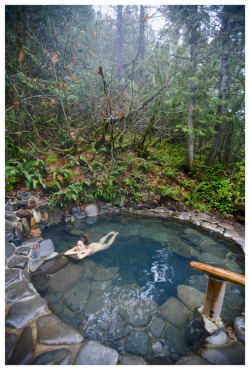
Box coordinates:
[5,204,245,365]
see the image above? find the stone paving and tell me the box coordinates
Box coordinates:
[5,203,245,365]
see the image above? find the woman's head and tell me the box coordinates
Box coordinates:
[76,234,89,249]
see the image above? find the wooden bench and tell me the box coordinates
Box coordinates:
[190,261,245,322]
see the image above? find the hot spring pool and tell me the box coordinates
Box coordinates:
[33,214,245,363]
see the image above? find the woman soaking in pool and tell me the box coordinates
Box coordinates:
[64,231,119,260]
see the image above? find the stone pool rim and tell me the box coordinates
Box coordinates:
[5,206,245,365]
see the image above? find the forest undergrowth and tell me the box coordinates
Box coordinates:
[5,135,245,217]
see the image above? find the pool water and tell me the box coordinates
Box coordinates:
[36,214,245,363]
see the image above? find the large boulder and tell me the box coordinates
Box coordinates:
[84,204,99,217]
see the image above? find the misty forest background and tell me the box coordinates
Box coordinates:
[5,5,245,215]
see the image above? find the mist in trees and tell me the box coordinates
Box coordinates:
[5,5,245,169]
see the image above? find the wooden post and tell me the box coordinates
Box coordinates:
[203,277,227,321]
[190,261,245,322]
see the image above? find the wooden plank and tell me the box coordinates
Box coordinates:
[189,261,245,286]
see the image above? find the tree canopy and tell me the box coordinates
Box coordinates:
[5,5,245,214]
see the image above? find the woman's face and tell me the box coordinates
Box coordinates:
[76,240,85,251]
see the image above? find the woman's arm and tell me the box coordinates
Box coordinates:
[64,246,77,255]
[76,248,92,260]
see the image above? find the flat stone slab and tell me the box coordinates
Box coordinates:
[7,255,28,269]
[116,296,158,327]
[201,341,245,365]
[160,297,192,328]
[108,314,131,342]
[31,349,72,365]
[15,247,31,256]
[49,263,84,293]
[5,280,35,303]
[22,237,43,247]
[6,296,47,329]
[29,258,44,272]
[5,269,20,286]
[149,317,166,338]
[83,290,110,319]
[82,260,98,279]
[31,272,51,292]
[36,314,83,345]
[168,236,193,258]
[38,256,69,274]
[223,229,240,238]
[177,285,206,311]
[39,239,55,258]
[176,355,211,365]
[94,266,119,281]
[5,241,15,260]
[74,340,118,365]
[197,252,226,268]
[125,331,149,356]
[164,326,190,354]
[119,354,147,365]
[62,278,91,311]
[7,326,33,365]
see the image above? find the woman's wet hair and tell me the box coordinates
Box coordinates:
[77,233,89,245]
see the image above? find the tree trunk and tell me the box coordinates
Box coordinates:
[117,5,124,83]
[208,7,231,165]
[139,5,145,80]
[186,6,198,172]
